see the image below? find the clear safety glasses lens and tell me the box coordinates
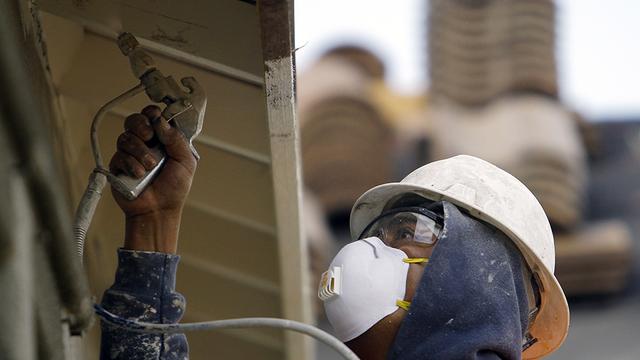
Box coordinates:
[360,208,442,247]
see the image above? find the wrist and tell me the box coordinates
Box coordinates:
[124,209,182,253]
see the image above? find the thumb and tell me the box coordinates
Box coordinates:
[142,105,193,163]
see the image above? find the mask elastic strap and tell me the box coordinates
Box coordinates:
[396,299,411,311]
[396,258,427,311]
[403,257,429,264]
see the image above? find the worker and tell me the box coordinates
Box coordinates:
[318,155,570,359]
[99,105,569,359]
[99,105,193,359]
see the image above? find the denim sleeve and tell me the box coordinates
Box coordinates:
[100,249,188,360]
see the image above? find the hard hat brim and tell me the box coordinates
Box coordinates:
[350,182,569,358]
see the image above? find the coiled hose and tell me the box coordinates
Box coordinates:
[72,84,145,262]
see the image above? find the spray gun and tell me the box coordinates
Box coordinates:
[111,33,206,199]
[73,32,206,259]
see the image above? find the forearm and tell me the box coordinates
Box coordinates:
[100,249,188,360]
[103,105,194,359]
[124,211,182,253]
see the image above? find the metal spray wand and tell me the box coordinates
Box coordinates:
[72,32,206,262]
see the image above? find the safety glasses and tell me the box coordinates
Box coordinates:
[359,206,444,248]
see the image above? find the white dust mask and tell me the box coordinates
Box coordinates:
[318,237,412,342]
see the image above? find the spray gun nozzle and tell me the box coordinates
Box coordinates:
[117,32,156,79]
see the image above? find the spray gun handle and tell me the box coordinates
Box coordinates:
[106,92,201,200]
[107,100,197,200]
[109,146,166,201]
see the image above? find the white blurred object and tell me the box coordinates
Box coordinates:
[427,95,587,229]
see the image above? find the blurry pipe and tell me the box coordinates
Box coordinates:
[0,0,93,332]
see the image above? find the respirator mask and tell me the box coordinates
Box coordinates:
[318,207,442,341]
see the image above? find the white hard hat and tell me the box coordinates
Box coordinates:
[350,155,569,359]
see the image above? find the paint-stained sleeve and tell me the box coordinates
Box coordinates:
[100,248,188,360]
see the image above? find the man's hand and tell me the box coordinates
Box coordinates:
[109,105,197,253]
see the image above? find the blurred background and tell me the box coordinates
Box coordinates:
[294,1,640,359]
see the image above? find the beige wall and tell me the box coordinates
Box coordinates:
[40,9,293,359]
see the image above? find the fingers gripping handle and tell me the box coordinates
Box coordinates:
[109,146,166,200]
[107,106,195,200]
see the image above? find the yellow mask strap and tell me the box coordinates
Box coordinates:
[403,257,429,264]
[396,299,411,311]
[397,258,426,311]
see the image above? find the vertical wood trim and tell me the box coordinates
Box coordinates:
[258,1,313,359]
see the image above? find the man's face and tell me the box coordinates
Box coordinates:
[345,209,441,359]
[359,207,441,305]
